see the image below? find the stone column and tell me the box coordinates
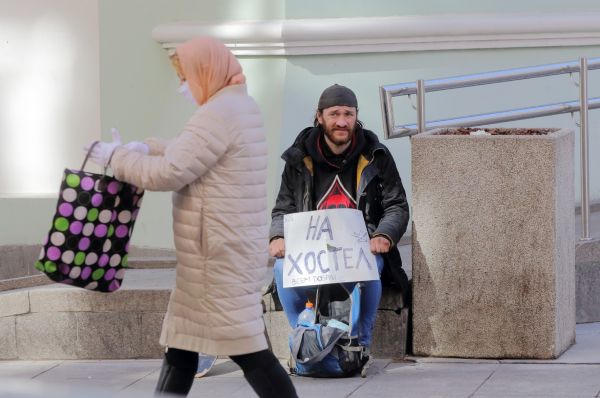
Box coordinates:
[411,127,575,359]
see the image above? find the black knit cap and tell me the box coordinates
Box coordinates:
[317,84,358,110]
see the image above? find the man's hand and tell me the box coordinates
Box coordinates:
[269,238,285,258]
[370,236,391,254]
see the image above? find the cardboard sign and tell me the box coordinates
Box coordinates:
[283,208,378,288]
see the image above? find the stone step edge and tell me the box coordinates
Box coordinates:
[0,258,177,293]
[0,275,53,293]
[128,257,177,269]
[0,287,171,318]
[3,235,595,294]
[2,232,595,285]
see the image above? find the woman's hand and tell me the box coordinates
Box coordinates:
[83,128,122,167]
[123,141,150,155]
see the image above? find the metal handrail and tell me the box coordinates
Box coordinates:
[380,57,600,138]
[382,58,600,98]
[380,57,597,240]
[390,98,600,135]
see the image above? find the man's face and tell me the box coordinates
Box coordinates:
[317,106,357,147]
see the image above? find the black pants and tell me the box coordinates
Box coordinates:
[155,347,298,398]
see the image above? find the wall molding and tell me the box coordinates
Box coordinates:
[152,13,600,56]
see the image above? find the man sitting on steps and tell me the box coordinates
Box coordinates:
[268,84,410,364]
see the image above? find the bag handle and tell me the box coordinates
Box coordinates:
[104,148,118,174]
[81,141,100,170]
[80,141,118,175]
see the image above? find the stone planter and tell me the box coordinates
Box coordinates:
[411,127,575,359]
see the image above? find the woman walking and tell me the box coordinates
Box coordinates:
[85,36,297,398]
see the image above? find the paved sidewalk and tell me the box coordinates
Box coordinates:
[0,322,598,398]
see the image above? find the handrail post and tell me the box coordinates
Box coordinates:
[579,57,592,241]
[416,79,426,133]
[380,87,394,139]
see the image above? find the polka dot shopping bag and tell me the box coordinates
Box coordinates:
[35,142,144,292]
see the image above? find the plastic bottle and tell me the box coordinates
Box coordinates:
[297,300,316,326]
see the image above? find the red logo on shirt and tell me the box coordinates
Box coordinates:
[317,175,357,210]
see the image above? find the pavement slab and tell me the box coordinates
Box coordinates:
[473,363,600,398]
[359,362,499,398]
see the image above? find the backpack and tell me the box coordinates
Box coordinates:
[288,283,366,377]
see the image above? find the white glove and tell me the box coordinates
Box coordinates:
[123,141,150,155]
[83,128,122,167]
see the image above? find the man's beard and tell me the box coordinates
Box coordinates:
[322,123,356,146]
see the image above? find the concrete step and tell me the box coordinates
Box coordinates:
[576,260,600,323]
[0,269,173,360]
[0,267,410,360]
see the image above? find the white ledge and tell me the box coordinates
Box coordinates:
[152,13,600,56]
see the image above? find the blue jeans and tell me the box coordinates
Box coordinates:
[273,255,384,347]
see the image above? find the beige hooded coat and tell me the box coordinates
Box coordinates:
[110,39,268,356]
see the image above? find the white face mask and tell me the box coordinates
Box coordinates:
[177,81,197,105]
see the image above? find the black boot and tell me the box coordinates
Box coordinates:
[154,357,196,396]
